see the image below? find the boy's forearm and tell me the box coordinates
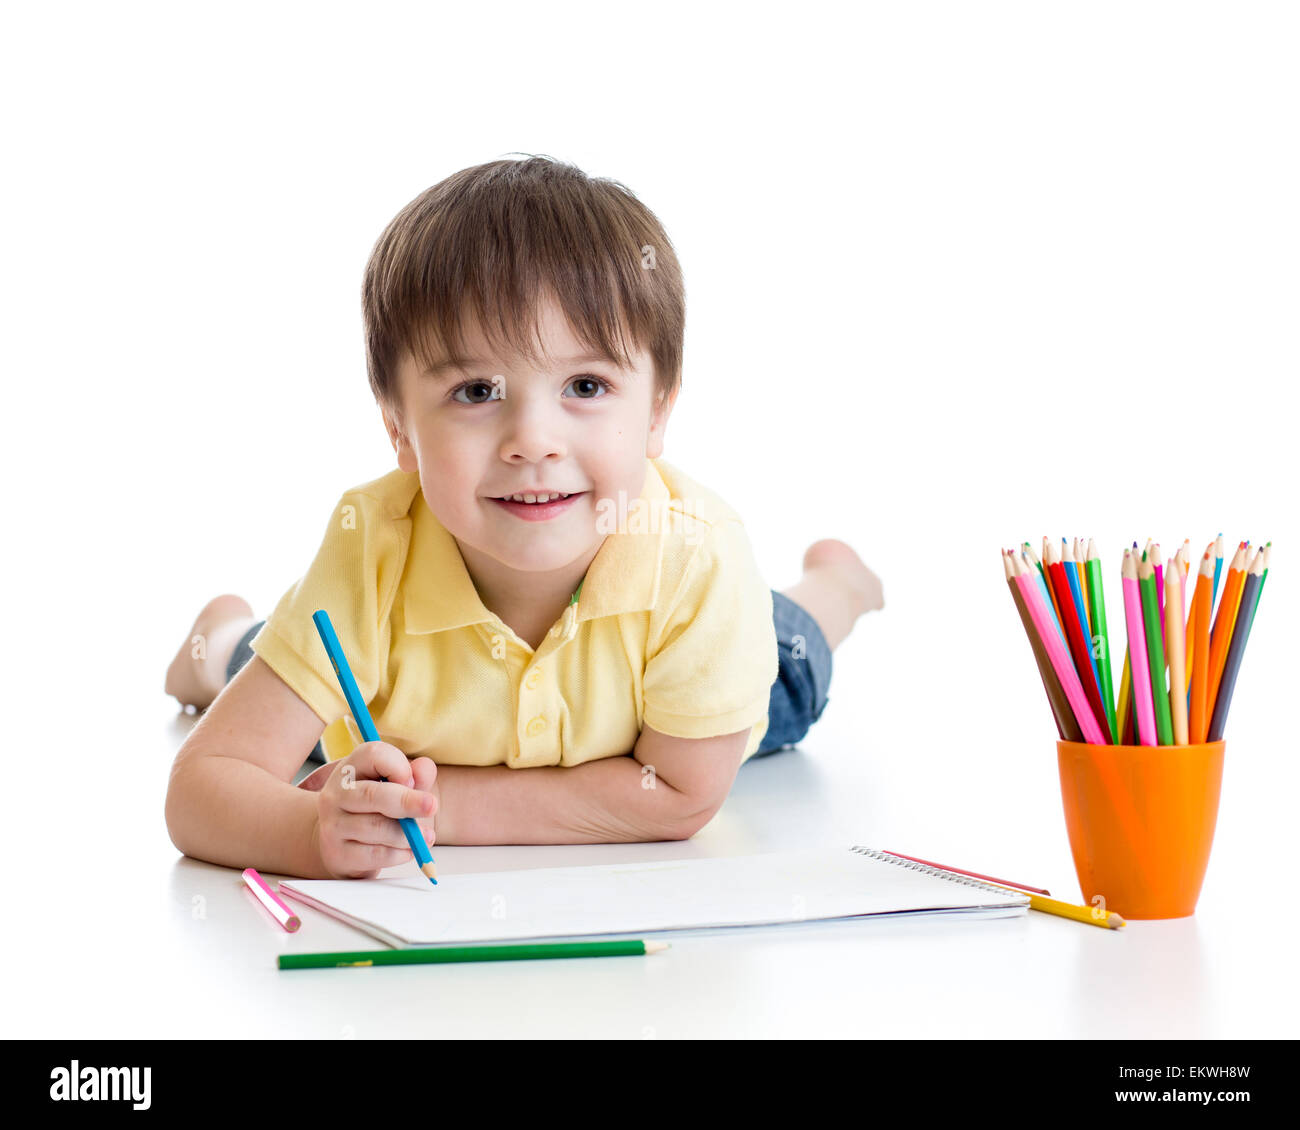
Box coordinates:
[436,755,695,845]
[165,755,330,878]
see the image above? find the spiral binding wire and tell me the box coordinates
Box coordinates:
[851,846,1022,899]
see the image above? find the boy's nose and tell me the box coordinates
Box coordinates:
[497,404,568,463]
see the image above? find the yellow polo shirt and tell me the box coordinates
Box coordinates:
[250,457,779,768]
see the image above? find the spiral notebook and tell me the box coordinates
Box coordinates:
[278,846,1031,948]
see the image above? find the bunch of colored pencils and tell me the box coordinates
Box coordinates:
[1002,535,1270,746]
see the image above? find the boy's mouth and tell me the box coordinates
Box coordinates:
[491,490,577,503]
[489,491,585,521]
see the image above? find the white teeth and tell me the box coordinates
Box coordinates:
[504,492,570,503]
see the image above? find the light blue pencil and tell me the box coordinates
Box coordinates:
[313,609,438,885]
[1021,545,1065,645]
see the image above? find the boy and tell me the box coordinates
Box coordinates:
[164,155,882,879]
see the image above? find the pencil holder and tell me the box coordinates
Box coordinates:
[1056,738,1225,920]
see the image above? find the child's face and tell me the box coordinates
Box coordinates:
[386,291,676,579]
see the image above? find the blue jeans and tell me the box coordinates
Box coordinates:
[226,589,832,768]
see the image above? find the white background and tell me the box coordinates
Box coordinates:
[2,1,1296,1039]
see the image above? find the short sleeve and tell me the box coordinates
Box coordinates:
[249,489,408,727]
[642,519,778,739]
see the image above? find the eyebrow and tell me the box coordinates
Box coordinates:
[421,352,621,380]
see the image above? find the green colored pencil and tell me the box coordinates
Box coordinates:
[1084,540,1117,743]
[1138,558,1174,745]
[1247,542,1270,632]
[1024,541,1045,581]
[278,939,669,969]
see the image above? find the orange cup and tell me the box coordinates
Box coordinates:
[1056,739,1226,920]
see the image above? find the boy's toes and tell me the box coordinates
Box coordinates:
[801,539,882,613]
[802,538,862,573]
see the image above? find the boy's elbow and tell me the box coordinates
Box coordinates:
[164,756,199,857]
[666,798,723,840]
[163,777,188,856]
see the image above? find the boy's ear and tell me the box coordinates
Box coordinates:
[645,385,678,460]
[382,404,419,473]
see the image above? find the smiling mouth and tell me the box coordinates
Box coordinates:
[490,491,585,504]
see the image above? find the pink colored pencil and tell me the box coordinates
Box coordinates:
[882,850,1051,896]
[242,867,302,933]
[1012,555,1108,744]
[1121,549,1157,746]
[1151,542,1166,637]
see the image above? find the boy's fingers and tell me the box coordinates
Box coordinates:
[339,841,410,873]
[409,756,438,792]
[337,778,436,820]
[334,812,414,852]
[414,812,437,843]
[408,758,438,842]
[349,740,416,785]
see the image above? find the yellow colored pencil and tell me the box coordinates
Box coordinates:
[1116,649,1133,744]
[984,881,1126,929]
[1232,543,1254,623]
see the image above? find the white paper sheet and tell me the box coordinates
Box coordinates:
[279,846,1030,948]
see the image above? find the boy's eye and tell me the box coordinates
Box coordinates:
[449,375,610,403]
[565,375,609,399]
[450,380,501,405]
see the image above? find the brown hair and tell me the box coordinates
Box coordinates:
[362,154,685,430]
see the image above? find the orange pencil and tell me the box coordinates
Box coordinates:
[1206,542,1248,720]
[1188,549,1214,745]
[1184,540,1213,692]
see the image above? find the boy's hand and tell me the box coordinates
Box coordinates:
[311,741,439,879]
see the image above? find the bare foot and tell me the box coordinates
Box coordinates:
[781,539,883,652]
[165,594,257,710]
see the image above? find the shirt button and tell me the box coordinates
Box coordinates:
[525,669,542,690]
[526,716,547,737]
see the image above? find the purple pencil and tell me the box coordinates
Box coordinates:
[1122,548,1157,746]
[1151,541,1166,638]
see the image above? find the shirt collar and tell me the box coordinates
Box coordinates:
[403,459,670,636]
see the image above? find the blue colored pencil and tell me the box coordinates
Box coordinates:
[312,609,438,885]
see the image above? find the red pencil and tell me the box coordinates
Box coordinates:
[1045,540,1114,741]
[882,850,1051,896]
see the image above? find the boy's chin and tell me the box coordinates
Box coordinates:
[472,527,601,569]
